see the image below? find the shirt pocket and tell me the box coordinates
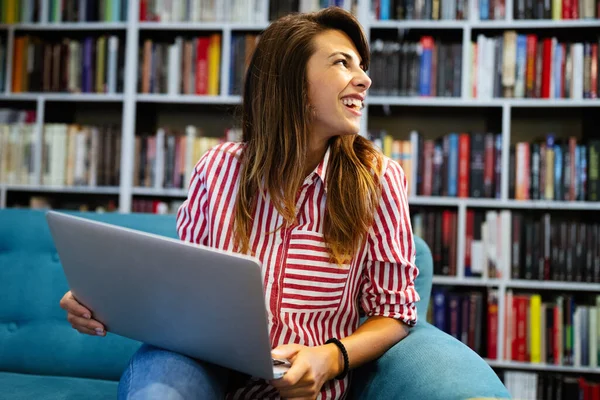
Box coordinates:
[280,230,351,314]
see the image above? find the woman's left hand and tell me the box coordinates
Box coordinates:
[269,343,341,400]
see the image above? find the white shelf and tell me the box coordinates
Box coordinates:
[369,19,600,30]
[487,360,600,373]
[507,279,600,292]
[507,98,600,107]
[4,22,127,30]
[368,96,494,107]
[136,94,241,104]
[472,19,600,29]
[4,185,120,194]
[432,276,501,286]
[370,20,467,29]
[132,187,188,197]
[137,22,269,31]
[0,93,124,102]
[432,276,600,290]
[368,97,600,108]
[501,199,600,210]
[408,196,600,210]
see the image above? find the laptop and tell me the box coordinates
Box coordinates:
[46,210,290,380]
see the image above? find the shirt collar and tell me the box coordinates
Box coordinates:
[308,145,330,192]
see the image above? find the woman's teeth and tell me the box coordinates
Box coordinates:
[341,98,363,109]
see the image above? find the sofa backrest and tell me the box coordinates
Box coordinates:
[0,209,432,381]
[0,209,178,381]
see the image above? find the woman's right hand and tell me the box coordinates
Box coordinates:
[60,291,106,336]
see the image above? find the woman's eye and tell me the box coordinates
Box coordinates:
[336,59,348,67]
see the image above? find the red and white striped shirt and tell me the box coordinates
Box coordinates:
[176,142,419,400]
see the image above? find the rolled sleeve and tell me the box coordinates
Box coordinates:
[360,159,420,326]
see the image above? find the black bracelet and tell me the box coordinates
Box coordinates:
[325,338,349,380]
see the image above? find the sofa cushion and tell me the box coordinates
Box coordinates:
[0,371,118,400]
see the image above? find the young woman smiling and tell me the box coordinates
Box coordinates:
[60,6,419,400]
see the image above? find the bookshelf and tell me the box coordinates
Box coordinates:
[0,0,599,390]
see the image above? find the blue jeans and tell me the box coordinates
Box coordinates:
[117,344,234,400]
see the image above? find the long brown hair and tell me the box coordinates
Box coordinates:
[235,7,384,264]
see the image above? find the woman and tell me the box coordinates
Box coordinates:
[60,6,419,400]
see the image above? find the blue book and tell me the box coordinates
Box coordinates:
[574,145,580,201]
[515,35,527,97]
[419,38,434,96]
[380,0,390,19]
[432,288,447,332]
[447,133,459,197]
[480,0,489,20]
[579,145,587,201]
[553,141,563,201]
[554,43,563,98]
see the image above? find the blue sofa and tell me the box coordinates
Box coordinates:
[0,209,510,399]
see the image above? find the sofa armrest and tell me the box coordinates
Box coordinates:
[349,321,511,400]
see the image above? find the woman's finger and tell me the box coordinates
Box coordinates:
[73,325,104,336]
[67,314,105,333]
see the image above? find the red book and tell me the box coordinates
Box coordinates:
[465,210,474,275]
[195,37,210,95]
[487,291,498,359]
[513,295,528,362]
[563,0,571,19]
[541,39,552,98]
[553,304,561,365]
[483,134,495,197]
[139,0,147,21]
[458,133,470,198]
[589,383,600,400]
[571,0,579,18]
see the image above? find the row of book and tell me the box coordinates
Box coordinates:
[140,0,267,23]
[514,0,600,19]
[467,210,600,282]
[427,289,492,357]
[11,35,124,94]
[368,132,414,193]
[0,122,122,187]
[0,109,36,185]
[370,0,471,20]
[270,0,355,20]
[132,199,184,214]
[0,0,126,23]
[139,35,221,96]
[509,137,600,202]
[473,33,599,100]
[504,292,600,368]
[0,123,36,185]
[369,37,463,97]
[405,131,503,199]
[15,195,119,212]
[412,209,459,276]
[501,371,600,400]
[41,123,122,187]
[133,126,242,190]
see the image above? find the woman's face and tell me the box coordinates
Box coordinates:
[306,29,371,144]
